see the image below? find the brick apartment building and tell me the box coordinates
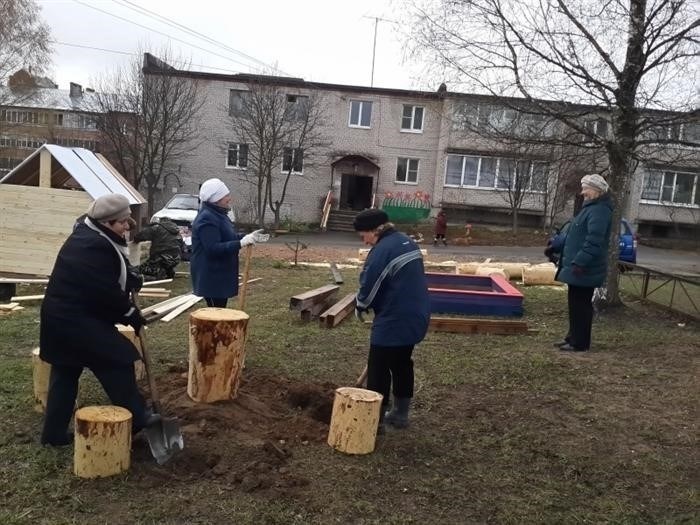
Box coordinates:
[0,70,103,177]
[144,55,699,238]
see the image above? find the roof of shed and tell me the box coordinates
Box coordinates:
[0,144,145,205]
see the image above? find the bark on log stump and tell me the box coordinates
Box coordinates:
[31,348,51,413]
[188,307,249,403]
[74,406,132,478]
[116,324,145,381]
[327,387,383,455]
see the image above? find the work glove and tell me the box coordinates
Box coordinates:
[126,266,144,293]
[124,307,147,335]
[240,229,271,247]
[355,307,366,322]
[571,264,585,277]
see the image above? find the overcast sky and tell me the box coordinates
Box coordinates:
[36,0,428,92]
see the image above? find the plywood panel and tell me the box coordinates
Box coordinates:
[0,185,90,276]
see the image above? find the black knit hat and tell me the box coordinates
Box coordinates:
[353,209,388,231]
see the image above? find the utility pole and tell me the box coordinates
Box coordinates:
[363,15,396,87]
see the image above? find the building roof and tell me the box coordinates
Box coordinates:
[0,144,146,205]
[0,86,100,113]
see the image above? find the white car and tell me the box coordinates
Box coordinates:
[150,194,235,260]
[150,194,235,225]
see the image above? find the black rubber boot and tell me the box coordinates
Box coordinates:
[385,397,411,428]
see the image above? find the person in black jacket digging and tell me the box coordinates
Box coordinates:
[40,194,157,446]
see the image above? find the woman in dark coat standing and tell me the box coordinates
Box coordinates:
[40,194,152,446]
[190,178,269,308]
[354,209,430,431]
[555,174,613,352]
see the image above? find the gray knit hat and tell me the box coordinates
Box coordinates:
[581,174,609,193]
[87,194,131,221]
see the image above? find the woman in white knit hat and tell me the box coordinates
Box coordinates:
[554,174,613,352]
[191,178,269,307]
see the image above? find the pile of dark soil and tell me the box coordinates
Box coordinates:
[129,368,337,495]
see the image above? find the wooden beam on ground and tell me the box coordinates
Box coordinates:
[0,278,49,284]
[289,284,339,311]
[300,296,337,322]
[11,295,44,302]
[319,293,356,328]
[329,263,344,284]
[429,317,529,335]
[141,294,186,315]
[161,295,202,322]
[0,302,20,310]
[141,279,174,286]
[151,294,196,315]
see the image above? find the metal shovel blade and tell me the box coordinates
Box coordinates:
[144,417,184,465]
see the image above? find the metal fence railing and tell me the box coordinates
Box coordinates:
[618,262,700,320]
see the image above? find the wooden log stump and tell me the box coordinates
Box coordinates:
[31,348,51,413]
[327,387,383,455]
[475,266,508,279]
[522,263,561,286]
[74,406,132,478]
[188,307,249,403]
[116,324,145,381]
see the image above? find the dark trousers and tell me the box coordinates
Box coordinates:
[366,344,415,409]
[567,285,595,350]
[41,363,148,444]
[205,297,228,307]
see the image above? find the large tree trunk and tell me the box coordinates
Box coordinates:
[187,307,249,403]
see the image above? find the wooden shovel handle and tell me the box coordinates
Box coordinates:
[238,244,253,310]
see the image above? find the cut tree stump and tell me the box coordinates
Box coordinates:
[319,293,356,328]
[522,263,561,286]
[188,307,249,403]
[74,405,132,478]
[116,324,145,381]
[327,387,383,455]
[31,348,51,413]
[289,284,339,311]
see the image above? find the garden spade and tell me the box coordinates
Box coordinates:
[136,327,184,465]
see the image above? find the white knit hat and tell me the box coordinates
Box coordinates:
[581,174,609,193]
[199,178,230,203]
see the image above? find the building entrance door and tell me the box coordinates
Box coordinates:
[339,174,373,210]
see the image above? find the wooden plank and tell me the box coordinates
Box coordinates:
[141,279,174,286]
[40,148,51,188]
[289,284,340,311]
[428,317,529,335]
[161,295,202,322]
[0,302,20,310]
[0,278,49,284]
[141,294,188,315]
[11,295,45,302]
[319,293,356,328]
[151,294,195,315]
[329,262,344,284]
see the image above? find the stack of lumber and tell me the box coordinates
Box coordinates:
[290,284,339,321]
[141,293,202,322]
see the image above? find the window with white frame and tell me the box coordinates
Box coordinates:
[349,100,372,128]
[444,154,548,192]
[641,170,699,206]
[396,157,419,183]
[401,105,424,132]
[282,147,303,173]
[226,143,248,169]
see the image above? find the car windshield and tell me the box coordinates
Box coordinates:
[165,195,199,210]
